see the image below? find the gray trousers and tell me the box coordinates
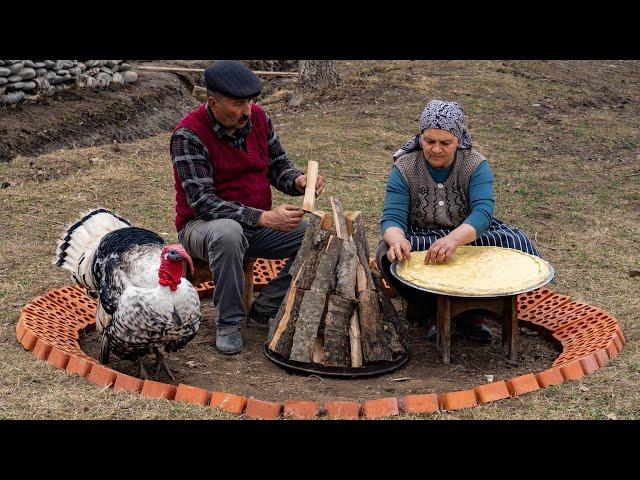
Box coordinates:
[178,218,307,331]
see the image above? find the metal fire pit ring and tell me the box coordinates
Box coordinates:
[264,343,410,378]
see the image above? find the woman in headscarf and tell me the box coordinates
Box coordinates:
[376,99,539,343]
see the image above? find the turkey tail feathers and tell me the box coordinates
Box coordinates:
[54,208,131,290]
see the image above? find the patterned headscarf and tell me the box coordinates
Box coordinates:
[393,100,473,159]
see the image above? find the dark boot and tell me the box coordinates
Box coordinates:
[453,310,493,344]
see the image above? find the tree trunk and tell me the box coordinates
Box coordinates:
[289,60,340,106]
[298,60,341,89]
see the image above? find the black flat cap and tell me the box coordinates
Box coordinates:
[204,60,262,99]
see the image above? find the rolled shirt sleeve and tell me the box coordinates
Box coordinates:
[380,166,410,235]
[461,160,494,236]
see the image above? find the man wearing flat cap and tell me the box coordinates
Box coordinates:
[171,60,324,354]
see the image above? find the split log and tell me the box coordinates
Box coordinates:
[268,285,305,357]
[289,235,343,362]
[335,241,358,299]
[302,161,319,212]
[312,328,325,364]
[288,211,326,281]
[371,269,406,337]
[356,263,392,363]
[332,199,358,299]
[309,235,344,295]
[349,309,363,367]
[296,229,331,290]
[289,290,327,363]
[323,295,355,366]
[348,212,375,290]
[382,320,407,359]
[330,196,349,240]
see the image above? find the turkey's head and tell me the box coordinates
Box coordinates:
[158,244,194,291]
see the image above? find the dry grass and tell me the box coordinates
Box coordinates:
[1,60,639,419]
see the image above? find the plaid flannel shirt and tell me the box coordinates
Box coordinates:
[170,104,304,229]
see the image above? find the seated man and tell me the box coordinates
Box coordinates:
[171,60,324,355]
[377,99,539,343]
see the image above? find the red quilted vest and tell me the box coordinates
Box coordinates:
[172,103,272,232]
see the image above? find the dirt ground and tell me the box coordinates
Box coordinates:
[1,60,638,419]
[79,299,560,403]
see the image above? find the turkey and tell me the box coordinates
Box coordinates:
[54,208,201,381]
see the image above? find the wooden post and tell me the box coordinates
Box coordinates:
[437,295,451,364]
[503,295,518,361]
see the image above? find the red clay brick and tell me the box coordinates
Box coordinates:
[66,356,94,377]
[113,373,144,393]
[616,329,625,345]
[209,392,247,415]
[612,334,623,353]
[325,401,361,419]
[19,329,38,351]
[400,394,440,414]
[536,368,564,388]
[361,397,400,419]
[594,349,610,369]
[141,380,177,400]
[245,398,283,419]
[439,390,478,411]
[87,364,117,388]
[283,401,321,419]
[506,373,541,396]
[559,360,585,381]
[606,338,620,358]
[175,384,211,406]
[474,381,511,404]
[32,339,52,360]
[46,347,70,370]
[16,317,27,342]
[579,354,600,375]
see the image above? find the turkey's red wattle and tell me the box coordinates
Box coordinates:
[158,259,183,291]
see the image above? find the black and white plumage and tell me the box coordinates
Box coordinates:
[54,208,201,380]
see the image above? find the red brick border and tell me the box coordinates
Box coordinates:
[15,263,625,419]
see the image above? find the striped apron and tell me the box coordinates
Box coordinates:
[406,217,541,257]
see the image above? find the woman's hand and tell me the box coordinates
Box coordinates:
[383,227,412,262]
[387,238,412,263]
[425,236,459,264]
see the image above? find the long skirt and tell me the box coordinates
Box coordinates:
[375,217,539,316]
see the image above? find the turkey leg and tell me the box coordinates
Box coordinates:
[153,347,176,382]
[138,357,149,379]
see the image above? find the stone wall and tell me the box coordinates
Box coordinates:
[0,60,138,105]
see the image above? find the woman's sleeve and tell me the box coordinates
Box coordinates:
[461,160,495,236]
[380,167,410,236]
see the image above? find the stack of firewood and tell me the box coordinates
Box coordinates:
[266,197,406,368]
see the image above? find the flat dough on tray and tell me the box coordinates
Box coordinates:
[395,246,551,296]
